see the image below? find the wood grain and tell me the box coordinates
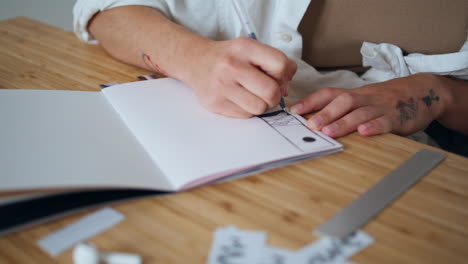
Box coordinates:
[0,17,467,264]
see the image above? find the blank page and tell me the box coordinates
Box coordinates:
[0,89,173,192]
[103,78,339,189]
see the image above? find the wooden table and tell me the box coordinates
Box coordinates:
[1,17,467,264]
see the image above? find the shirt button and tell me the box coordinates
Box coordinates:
[280,32,293,43]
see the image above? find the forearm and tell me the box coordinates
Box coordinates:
[88,5,211,81]
[88,5,296,118]
[435,75,468,134]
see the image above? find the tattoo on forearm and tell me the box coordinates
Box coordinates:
[421,88,440,108]
[141,52,168,76]
[396,97,418,125]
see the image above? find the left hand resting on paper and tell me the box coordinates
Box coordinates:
[289,73,468,138]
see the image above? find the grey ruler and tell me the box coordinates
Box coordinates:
[315,149,446,239]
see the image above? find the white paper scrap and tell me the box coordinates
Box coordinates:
[293,231,374,264]
[258,246,296,264]
[207,226,373,264]
[208,226,267,264]
[38,208,124,257]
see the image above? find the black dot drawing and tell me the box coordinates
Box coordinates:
[302,136,315,143]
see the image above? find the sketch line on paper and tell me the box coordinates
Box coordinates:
[258,110,304,152]
[260,111,303,127]
[258,110,336,151]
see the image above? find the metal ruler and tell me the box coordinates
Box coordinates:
[315,149,446,239]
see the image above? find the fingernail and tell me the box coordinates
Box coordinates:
[358,123,372,134]
[290,103,302,114]
[310,116,323,129]
[322,123,338,135]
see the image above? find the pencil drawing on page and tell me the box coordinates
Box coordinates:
[259,111,302,127]
[258,110,320,152]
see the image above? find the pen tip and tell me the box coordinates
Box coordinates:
[280,97,286,110]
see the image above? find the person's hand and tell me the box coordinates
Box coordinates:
[88,7,296,118]
[185,37,297,118]
[290,73,449,138]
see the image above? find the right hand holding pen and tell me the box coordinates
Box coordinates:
[186,37,297,118]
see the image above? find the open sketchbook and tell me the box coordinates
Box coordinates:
[0,78,342,233]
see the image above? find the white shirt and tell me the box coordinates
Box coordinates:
[73,0,468,98]
[73,0,370,102]
[75,0,308,59]
[73,0,468,145]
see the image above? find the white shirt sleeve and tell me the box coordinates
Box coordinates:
[73,0,173,43]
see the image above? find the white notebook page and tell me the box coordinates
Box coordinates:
[103,78,338,190]
[0,89,172,192]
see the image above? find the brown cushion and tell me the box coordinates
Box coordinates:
[298,0,468,69]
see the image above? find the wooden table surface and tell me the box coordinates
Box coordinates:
[1,17,467,264]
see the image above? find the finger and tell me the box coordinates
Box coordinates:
[248,41,297,82]
[200,96,253,118]
[307,92,368,130]
[280,81,288,97]
[357,116,393,136]
[227,84,269,115]
[278,81,290,98]
[214,99,254,118]
[289,88,342,115]
[320,106,383,138]
[236,65,282,108]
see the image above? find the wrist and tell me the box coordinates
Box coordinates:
[412,73,452,121]
[431,74,468,133]
[427,74,454,121]
[171,36,215,84]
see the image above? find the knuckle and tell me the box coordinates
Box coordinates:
[269,96,281,108]
[208,78,229,95]
[335,119,350,129]
[242,95,265,115]
[236,109,254,118]
[320,87,336,97]
[230,37,253,52]
[272,53,289,72]
[361,106,373,115]
[215,54,238,73]
[265,94,281,109]
[360,106,375,119]
[337,92,356,106]
[252,101,268,115]
[262,81,280,102]
[239,112,254,118]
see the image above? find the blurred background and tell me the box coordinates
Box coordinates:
[0,0,75,31]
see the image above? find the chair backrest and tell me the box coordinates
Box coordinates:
[298,0,468,71]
